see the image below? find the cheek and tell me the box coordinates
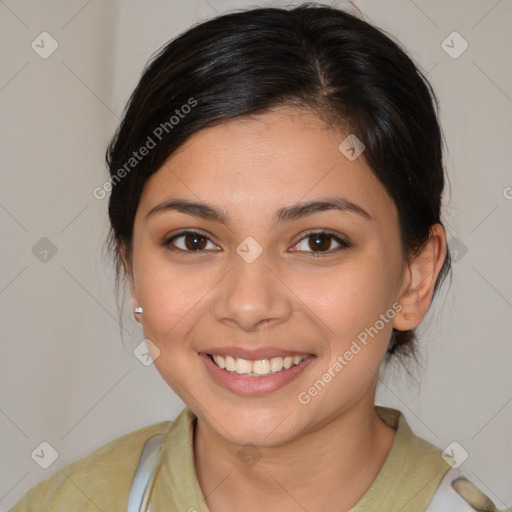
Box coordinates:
[136,259,208,394]
[297,258,397,407]
[301,255,396,338]
[133,248,217,349]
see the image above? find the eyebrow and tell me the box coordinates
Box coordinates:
[145,196,373,226]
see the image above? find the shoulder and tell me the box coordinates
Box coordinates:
[426,467,512,512]
[8,420,173,512]
[380,407,510,512]
[376,405,448,471]
[370,407,510,511]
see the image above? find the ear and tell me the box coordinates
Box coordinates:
[393,224,447,331]
[120,244,142,323]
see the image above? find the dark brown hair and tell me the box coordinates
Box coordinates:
[105,2,451,365]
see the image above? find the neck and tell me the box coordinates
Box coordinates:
[193,397,397,512]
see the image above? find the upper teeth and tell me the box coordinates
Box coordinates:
[211,354,307,376]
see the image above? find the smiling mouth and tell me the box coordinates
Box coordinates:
[207,353,308,377]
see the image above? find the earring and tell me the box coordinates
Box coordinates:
[134,307,143,314]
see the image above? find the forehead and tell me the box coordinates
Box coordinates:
[137,107,397,228]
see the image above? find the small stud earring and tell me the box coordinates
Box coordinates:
[134,307,143,314]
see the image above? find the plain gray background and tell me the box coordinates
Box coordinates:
[1,0,511,509]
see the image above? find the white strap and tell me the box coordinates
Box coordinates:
[126,435,164,512]
[425,467,503,512]
[127,438,508,512]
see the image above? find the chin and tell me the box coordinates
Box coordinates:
[209,403,304,448]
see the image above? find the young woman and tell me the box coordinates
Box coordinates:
[9,3,509,512]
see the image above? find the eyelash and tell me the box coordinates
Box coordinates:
[161,229,350,258]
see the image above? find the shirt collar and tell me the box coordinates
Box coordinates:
[150,405,449,511]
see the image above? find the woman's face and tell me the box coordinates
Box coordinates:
[129,107,409,446]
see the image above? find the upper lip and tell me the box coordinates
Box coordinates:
[200,347,314,360]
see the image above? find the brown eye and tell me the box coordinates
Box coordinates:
[164,230,218,252]
[184,232,207,250]
[308,233,332,251]
[293,230,349,255]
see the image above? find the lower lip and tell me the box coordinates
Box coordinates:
[199,353,315,396]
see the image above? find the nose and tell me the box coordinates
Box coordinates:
[212,249,293,332]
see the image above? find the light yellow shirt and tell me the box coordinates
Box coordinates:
[7,406,477,511]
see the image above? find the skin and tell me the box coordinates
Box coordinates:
[123,106,447,511]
